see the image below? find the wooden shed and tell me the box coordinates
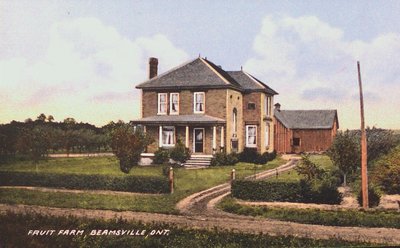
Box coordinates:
[273,104,339,154]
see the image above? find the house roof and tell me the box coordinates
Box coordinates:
[130,114,226,125]
[136,57,277,94]
[227,71,278,95]
[274,109,339,129]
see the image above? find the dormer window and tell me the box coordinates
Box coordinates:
[158,93,167,115]
[194,92,205,113]
[170,93,179,115]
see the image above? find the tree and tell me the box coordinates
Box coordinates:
[327,130,360,186]
[47,115,55,123]
[36,113,47,122]
[111,125,152,173]
[295,154,325,182]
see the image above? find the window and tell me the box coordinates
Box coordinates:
[246,125,257,147]
[293,138,300,146]
[170,93,179,115]
[265,124,270,147]
[232,108,237,136]
[265,95,272,116]
[158,93,167,115]
[162,126,175,146]
[247,103,256,110]
[194,92,205,113]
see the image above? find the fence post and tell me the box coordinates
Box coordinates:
[231,169,236,184]
[169,167,174,194]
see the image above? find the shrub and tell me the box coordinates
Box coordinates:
[153,148,170,165]
[0,171,169,193]
[210,152,238,166]
[372,145,400,194]
[357,185,381,208]
[239,148,260,163]
[169,139,190,164]
[232,179,342,205]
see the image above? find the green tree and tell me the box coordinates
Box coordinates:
[327,130,360,186]
[36,113,47,122]
[295,154,325,182]
[111,125,152,173]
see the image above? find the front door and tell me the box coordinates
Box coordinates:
[193,128,204,153]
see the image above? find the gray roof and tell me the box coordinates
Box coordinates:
[227,71,278,95]
[274,109,338,129]
[136,57,277,94]
[131,114,226,125]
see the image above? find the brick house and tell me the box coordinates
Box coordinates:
[274,103,339,154]
[131,57,278,165]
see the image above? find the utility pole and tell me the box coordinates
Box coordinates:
[357,61,369,209]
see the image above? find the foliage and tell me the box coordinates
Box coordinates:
[0,171,169,193]
[372,145,400,194]
[169,139,190,164]
[239,148,260,163]
[0,212,371,248]
[220,196,400,229]
[153,148,170,165]
[210,152,239,166]
[111,125,152,173]
[295,154,326,182]
[327,130,360,185]
[231,179,342,205]
[357,185,381,208]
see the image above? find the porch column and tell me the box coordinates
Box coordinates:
[159,126,163,148]
[185,126,189,148]
[143,125,146,133]
[220,126,224,148]
[212,126,217,154]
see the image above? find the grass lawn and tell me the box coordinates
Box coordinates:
[269,154,333,182]
[219,196,400,229]
[0,156,285,214]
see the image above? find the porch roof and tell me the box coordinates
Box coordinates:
[130,114,226,126]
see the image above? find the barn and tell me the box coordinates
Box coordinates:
[273,103,339,154]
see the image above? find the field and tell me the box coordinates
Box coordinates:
[0,156,285,214]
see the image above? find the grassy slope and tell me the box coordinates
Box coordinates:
[0,157,285,214]
[268,154,333,182]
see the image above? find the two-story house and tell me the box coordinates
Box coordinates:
[131,57,278,165]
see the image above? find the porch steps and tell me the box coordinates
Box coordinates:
[184,155,213,168]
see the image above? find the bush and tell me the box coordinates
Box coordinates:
[169,139,190,164]
[232,179,342,205]
[357,185,381,208]
[239,148,260,163]
[372,145,400,194]
[0,171,169,193]
[153,148,170,165]
[210,152,238,166]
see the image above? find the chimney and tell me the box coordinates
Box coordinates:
[148,57,158,79]
[274,103,281,111]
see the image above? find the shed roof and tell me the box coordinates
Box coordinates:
[274,109,338,129]
[130,114,226,125]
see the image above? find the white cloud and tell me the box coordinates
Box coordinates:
[0,17,189,125]
[245,15,400,129]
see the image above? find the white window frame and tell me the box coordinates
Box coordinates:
[161,126,175,147]
[265,95,271,116]
[232,108,237,135]
[246,125,257,148]
[157,93,168,115]
[169,93,179,115]
[193,92,205,114]
[265,124,270,147]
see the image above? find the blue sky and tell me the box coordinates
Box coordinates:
[1,0,400,129]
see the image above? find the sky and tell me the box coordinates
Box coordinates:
[1,0,399,129]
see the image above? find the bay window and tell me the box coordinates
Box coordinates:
[246,125,257,147]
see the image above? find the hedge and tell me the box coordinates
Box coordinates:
[231,179,342,204]
[0,171,169,194]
